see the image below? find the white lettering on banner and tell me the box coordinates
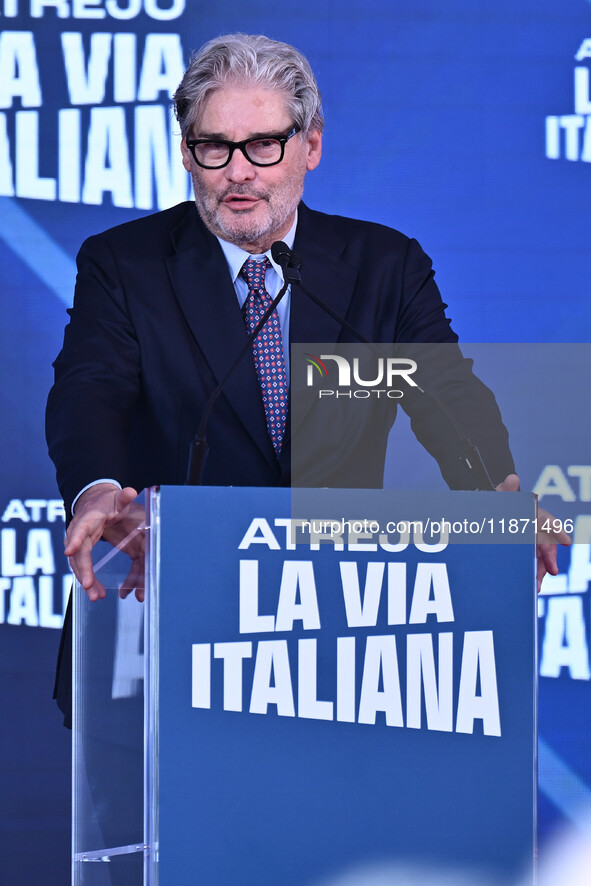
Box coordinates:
[340,561,385,627]
[533,466,591,676]
[407,632,454,732]
[5,0,185,18]
[540,596,591,680]
[31,0,70,16]
[537,515,591,596]
[6,576,38,625]
[534,465,591,502]
[137,33,183,100]
[275,562,320,632]
[409,563,454,624]
[82,106,133,206]
[16,109,56,199]
[340,561,453,628]
[1,0,19,16]
[456,631,501,736]
[0,113,13,194]
[191,630,502,736]
[0,31,42,108]
[249,640,295,717]
[214,642,252,712]
[576,38,591,61]
[568,518,591,593]
[111,595,144,698]
[59,108,80,201]
[61,32,183,104]
[537,512,591,682]
[1,500,69,630]
[298,638,334,720]
[62,32,112,104]
[575,67,591,115]
[239,560,275,634]
[134,104,188,208]
[546,43,591,163]
[1,499,65,522]
[239,557,454,633]
[1,104,190,208]
[358,635,403,727]
[238,518,282,550]
[336,636,356,722]
[238,560,321,633]
[1,574,70,627]
[191,644,211,709]
[238,516,449,552]
[1,528,55,575]
[0,27,189,209]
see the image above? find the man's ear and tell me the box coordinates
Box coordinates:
[180,138,192,172]
[305,129,322,171]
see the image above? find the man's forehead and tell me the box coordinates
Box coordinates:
[195,85,291,135]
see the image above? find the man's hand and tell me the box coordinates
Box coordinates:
[496,473,571,591]
[64,483,143,602]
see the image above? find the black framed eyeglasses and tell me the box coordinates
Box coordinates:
[186,125,301,169]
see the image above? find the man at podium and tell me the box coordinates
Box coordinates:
[46,33,566,723]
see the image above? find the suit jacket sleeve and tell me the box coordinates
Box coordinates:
[46,233,142,514]
[392,238,515,487]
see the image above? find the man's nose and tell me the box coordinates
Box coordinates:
[224,148,256,182]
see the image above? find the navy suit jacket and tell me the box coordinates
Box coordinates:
[47,200,513,511]
[46,200,514,724]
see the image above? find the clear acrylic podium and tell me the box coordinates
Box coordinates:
[72,487,154,886]
[72,486,537,886]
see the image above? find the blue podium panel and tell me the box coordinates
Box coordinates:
[155,487,536,886]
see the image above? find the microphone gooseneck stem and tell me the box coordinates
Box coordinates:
[186,275,290,486]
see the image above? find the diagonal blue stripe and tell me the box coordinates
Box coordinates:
[539,736,591,829]
[0,197,75,306]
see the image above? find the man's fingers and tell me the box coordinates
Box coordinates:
[115,486,139,511]
[495,473,520,492]
[494,483,571,593]
[65,485,140,556]
[119,554,145,602]
[64,485,142,602]
[537,544,559,593]
[68,541,107,601]
[64,515,103,557]
[538,542,559,576]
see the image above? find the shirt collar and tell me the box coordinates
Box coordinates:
[216,210,298,283]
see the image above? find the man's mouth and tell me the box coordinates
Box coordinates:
[221,193,266,210]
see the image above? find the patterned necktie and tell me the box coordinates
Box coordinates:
[240,257,288,454]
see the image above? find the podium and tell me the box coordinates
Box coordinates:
[72,486,537,886]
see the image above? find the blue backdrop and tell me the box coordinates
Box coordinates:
[1,1,590,882]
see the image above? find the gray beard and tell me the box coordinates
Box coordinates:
[190,173,303,251]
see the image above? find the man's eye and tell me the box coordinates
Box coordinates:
[248,138,281,157]
[201,142,227,155]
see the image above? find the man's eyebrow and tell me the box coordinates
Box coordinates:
[191,129,285,141]
[192,130,230,141]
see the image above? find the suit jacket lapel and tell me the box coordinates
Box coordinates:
[288,203,360,440]
[165,205,276,468]
[290,203,358,344]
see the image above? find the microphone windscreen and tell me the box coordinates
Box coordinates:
[271,241,291,269]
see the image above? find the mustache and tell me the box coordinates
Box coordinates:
[218,186,269,201]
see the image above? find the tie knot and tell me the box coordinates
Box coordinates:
[240,257,271,292]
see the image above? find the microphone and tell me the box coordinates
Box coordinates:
[186,257,290,486]
[271,240,301,283]
[274,241,495,490]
